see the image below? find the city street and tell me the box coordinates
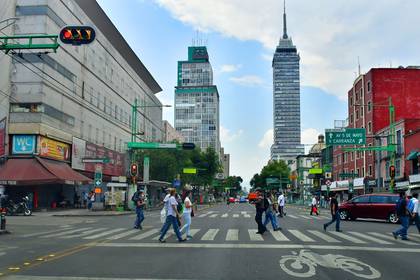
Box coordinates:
[1,203,419,280]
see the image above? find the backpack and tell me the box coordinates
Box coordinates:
[407,198,415,214]
[131,191,139,202]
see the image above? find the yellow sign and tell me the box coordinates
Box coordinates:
[309,168,323,174]
[39,136,70,161]
[183,168,197,174]
[94,188,102,194]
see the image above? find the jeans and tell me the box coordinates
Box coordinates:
[180,212,191,237]
[134,208,144,228]
[413,215,420,232]
[324,212,340,230]
[394,216,409,239]
[159,215,183,241]
[264,211,279,229]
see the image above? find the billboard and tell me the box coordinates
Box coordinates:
[71,137,86,170]
[83,142,126,176]
[39,136,70,161]
[12,135,36,154]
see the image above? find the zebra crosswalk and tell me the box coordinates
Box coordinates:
[19,226,420,246]
[194,211,330,220]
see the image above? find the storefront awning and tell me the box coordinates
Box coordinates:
[407,151,419,161]
[0,157,91,185]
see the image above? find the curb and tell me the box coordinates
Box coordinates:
[51,212,134,217]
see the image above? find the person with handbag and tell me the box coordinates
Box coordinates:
[133,189,145,230]
[180,190,193,240]
[158,188,186,243]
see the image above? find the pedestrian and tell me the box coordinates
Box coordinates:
[263,192,281,231]
[180,190,193,240]
[255,190,267,235]
[410,193,420,233]
[392,192,410,240]
[158,188,186,243]
[277,191,286,217]
[87,191,94,210]
[310,195,319,216]
[82,191,88,208]
[323,192,341,232]
[272,190,279,215]
[132,189,145,230]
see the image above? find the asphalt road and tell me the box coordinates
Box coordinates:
[1,203,420,280]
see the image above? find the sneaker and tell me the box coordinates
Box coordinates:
[139,225,143,230]
[401,238,409,241]
[187,235,193,239]
[336,229,342,232]
[323,224,327,232]
[158,239,166,243]
[392,232,398,240]
[133,226,139,229]
[178,238,187,242]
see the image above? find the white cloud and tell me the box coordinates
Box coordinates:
[258,129,273,149]
[229,75,264,87]
[302,128,320,145]
[220,64,242,73]
[220,126,244,143]
[155,0,420,99]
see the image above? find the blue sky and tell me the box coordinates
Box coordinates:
[97,0,420,188]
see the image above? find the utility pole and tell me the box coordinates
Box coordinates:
[388,97,396,193]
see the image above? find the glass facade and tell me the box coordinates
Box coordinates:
[175,47,220,154]
[271,12,304,161]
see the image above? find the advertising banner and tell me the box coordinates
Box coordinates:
[0,118,6,157]
[71,137,86,170]
[12,135,36,154]
[39,136,70,161]
[84,142,126,176]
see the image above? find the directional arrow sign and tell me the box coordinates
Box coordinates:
[325,128,366,146]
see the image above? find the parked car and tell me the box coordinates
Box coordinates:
[239,196,248,203]
[228,197,235,204]
[338,193,400,223]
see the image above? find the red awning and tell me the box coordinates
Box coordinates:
[0,157,91,185]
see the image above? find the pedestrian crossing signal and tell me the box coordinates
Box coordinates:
[130,163,138,177]
[389,165,395,179]
[59,26,96,45]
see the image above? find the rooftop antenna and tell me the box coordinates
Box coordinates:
[357,56,361,75]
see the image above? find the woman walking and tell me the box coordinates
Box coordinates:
[180,191,193,240]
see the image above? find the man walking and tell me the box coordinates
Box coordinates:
[310,195,319,216]
[277,191,286,217]
[393,192,409,240]
[159,188,186,243]
[255,191,267,234]
[410,193,420,233]
[133,189,145,230]
[323,192,341,232]
[263,192,281,231]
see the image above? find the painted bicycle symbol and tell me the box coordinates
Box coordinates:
[279,250,381,279]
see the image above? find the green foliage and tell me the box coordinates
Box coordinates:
[250,160,290,190]
[223,176,243,191]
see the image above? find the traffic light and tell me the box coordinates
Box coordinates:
[389,165,395,179]
[130,163,138,177]
[59,26,96,45]
[182,142,196,150]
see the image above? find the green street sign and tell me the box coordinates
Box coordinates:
[183,168,197,174]
[128,142,177,149]
[266,178,280,185]
[325,128,366,146]
[339,173,358,178]
[94,170,102,186]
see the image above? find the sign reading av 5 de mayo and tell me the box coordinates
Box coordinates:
[325,128,366,146]
[39,136,70,161]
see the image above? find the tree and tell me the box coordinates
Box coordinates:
[250,160,290,190]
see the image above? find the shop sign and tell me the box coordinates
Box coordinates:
[0,118,6,157]
[84,142,126,176]
[39,136,70,161]
[12,135,36,154]
[409,174,420,184]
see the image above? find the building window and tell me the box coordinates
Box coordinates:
[350,97,353,106]
[386,161,390,178]
[368,122,372,133]
[396,159,401,177]
[368,143,372,156]
[350,152,353,161]
[367,81,371,92]
[369,165,372,176]
[356,168,360,176]
[367,101,372,112]
[356,110,359,120]
[362,167,365,177]
[95,128,99,144]
[360,106,364,117]
[350,114,353,124]
[396,130,402,154]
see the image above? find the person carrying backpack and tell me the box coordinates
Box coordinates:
[132,189,145,230]
[392,192,410,240]
[408,193,420,234]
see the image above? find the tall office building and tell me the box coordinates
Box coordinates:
[271,4,304,162]
[174,46,220,156]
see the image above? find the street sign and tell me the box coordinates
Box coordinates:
[325,128,366,145]
[183,168,197,174]
[324,172,332,179]
[266,178,280,185]
[309,168,323,174]
[173,179,181,188]
[127,142,177,149]
[82,158,110,163]
[325,180,332,186]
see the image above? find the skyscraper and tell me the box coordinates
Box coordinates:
[271,3,304,162]
[174,46,220,156]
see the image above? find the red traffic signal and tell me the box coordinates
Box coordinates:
[59,26,96,45]
[389,165,396,179]
[130,163,138,177]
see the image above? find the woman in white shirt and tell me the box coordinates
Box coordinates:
[180,191,193,240]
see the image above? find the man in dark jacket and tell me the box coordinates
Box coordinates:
[255,190,267,234]
[392,192,409,240]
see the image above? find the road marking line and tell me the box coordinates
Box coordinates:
[60,228,107,239]
[83,228,125,239]
[201,229,219,241]
[221,213,228,218]
[209,214,218,218]
[298,215,311,220]
[197,211,215,218]
[129,228,160,240]
[188,229,200,237]
[287,214,298,219]
[106,229,139,240]
[153,231,173,241]
[329,231,367,244]
[409,235,420,243]
[21,228,75,238]
[96,242,420,253]
[368,232,419,245]
[233,214,239,218]
[226,229,239,241]
[244,214,251,218]
[307,230,341,243]
[311,216,322,220]
[288,230,315,242]
[0,276,202,280]
[348,231,392,245]
[248,229,264,241]
[270,230,290,241]
[41,227,92,238]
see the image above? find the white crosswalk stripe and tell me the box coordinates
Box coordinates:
[226,229,239,241]
[209,214,218,218]
[201,229,219,241]
[232,214,239,218]
[244,214,251,218]
[83,228,126,240]
[130,229,160,240]
[287,214,298,219]
[329,231,367,244]
[221,213,228,218]
[153,231,173,240]
[307,230,341,243]
[187,229,200,237]
[107,229,139,240]
[270,230,289,241]
[288,230,315,242]
[298,215,312,220]
[21,228,75,238]
[61,228,108,239]
[41,227,92,238]
[248,229,264,241]
[368,232,419,245]
[348,231,393,245]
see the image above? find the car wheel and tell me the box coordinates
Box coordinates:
[388,213,399,224]
[339,210,349,220]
